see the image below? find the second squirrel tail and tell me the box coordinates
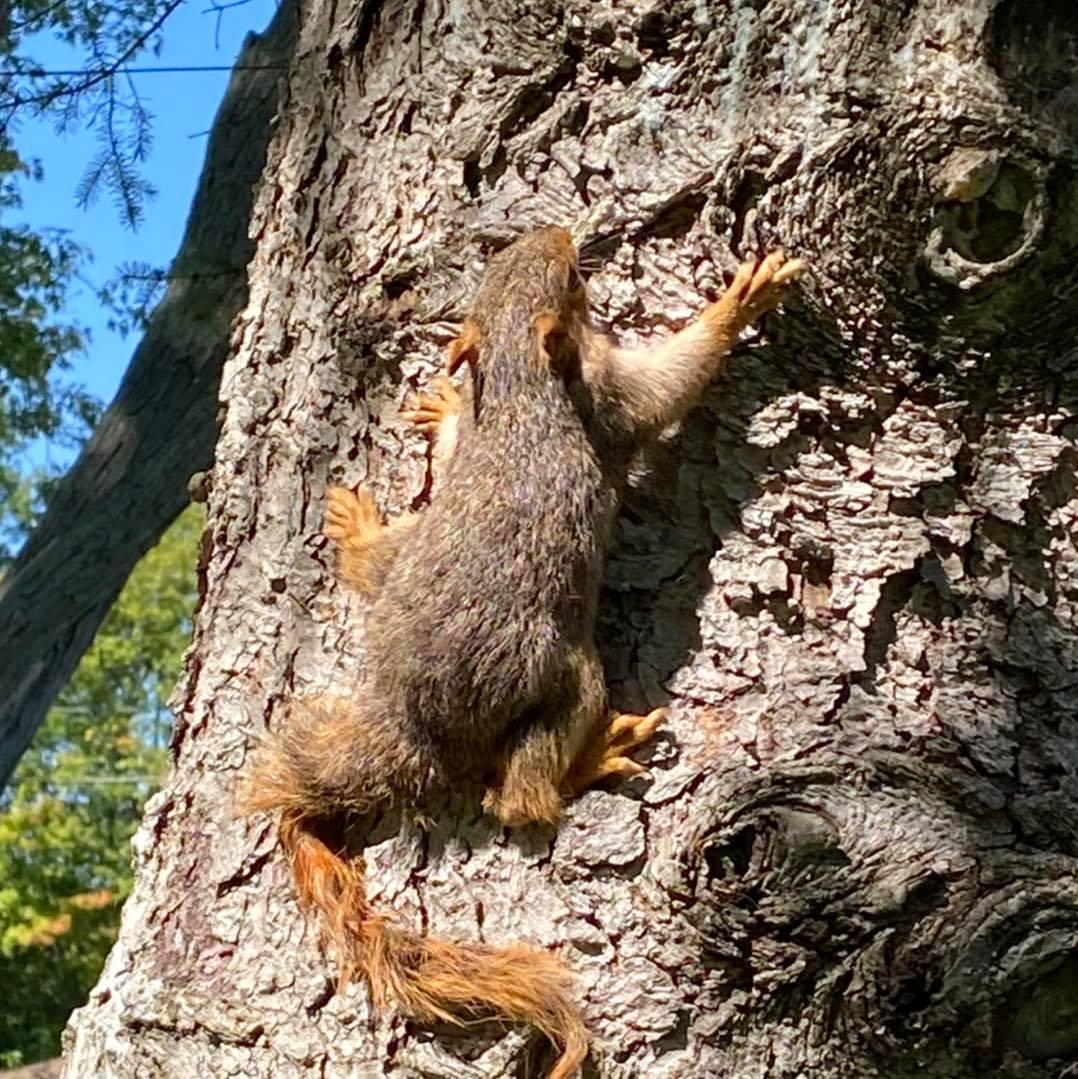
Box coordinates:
[239,699,589,1079]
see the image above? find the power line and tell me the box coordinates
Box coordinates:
[19,63,288,77]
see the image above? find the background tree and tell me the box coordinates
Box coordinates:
[0,504,201,1068]
[0,143,93,559]
[0,0,296,790]
[65,0,1078,1076]
[0,0,282,1065]
[0,0,209,552]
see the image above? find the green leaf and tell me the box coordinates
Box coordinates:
[0,503,203,1063]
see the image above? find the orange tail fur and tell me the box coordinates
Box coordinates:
[240,700,588,1078]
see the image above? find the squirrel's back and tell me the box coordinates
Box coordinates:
[365,367,615,767]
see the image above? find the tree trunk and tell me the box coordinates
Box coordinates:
[0,0,296,791]
[64,1,1078,1076]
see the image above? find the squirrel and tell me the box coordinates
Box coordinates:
[238,226,803,1078]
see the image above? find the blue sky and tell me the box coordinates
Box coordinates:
[18,0,278,470]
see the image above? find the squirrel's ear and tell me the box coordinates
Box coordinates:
[533,310,572,373]
[446,318,480,373]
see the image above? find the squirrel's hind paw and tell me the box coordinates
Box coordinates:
[567,706,667,793]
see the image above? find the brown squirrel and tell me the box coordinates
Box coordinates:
[239,226,803,1078]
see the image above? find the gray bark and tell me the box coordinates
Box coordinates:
[65,1,1078,1076]
[0,0,296,791]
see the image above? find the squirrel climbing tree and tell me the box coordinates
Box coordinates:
[238,230,800,1076]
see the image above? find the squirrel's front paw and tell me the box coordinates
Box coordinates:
[721,250,805,328]
[323,485,381,546]
[400,375,463,435]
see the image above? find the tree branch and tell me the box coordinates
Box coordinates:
[0,0,298,792]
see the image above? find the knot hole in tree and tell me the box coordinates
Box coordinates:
[925,150,1044,289]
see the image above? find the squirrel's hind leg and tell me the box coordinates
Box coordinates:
[482,648,608,829]
[482,733,565,829]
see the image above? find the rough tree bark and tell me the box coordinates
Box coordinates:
[0,0,297,791]
[65,1,1078,1076]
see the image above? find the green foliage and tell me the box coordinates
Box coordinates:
[0,2,222,1060]
[0,139,96,537]
[0,463,84,564]
[0,0,220,1063]
[0,503,203,1067]
[98,258,167,338]
[0,148,87,435]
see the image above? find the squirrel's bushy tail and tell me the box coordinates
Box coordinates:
[239,698,588,1079]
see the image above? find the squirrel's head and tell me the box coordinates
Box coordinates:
[448,225,589,379]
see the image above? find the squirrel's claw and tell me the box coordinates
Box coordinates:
[401,375,463,435]
[728,250,805,325]
[323,485,381,545]
[567,706,667,793]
